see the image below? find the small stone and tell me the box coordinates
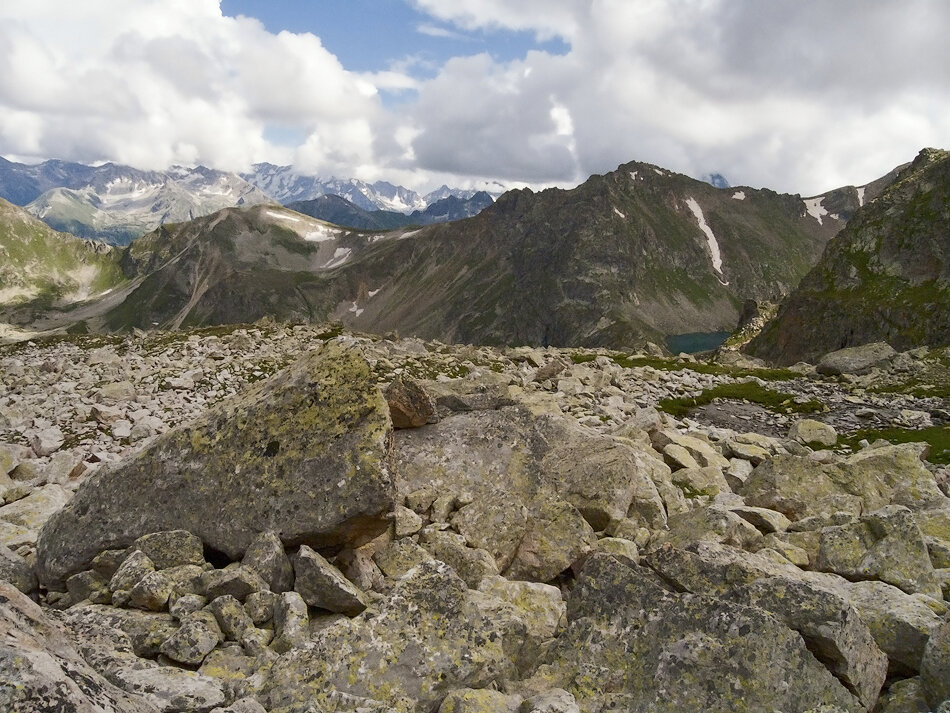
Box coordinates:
[244,590,276,626]
[242,530,293,593]
[789,419,838,447]
[392,504,423,537]
[129,570,174,611]
[293,545,368,615]
[385,375,437,428]
[160,616,222,665]
[30,427,64,457]
[132,530,205,569]
[200,565,266,602]
[170,593,208,620]
[207,594,254,642]
[109,550,156,593]
[271,591,309,653]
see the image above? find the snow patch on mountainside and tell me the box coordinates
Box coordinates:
[732,191,746,200]
[613,207,625,219]
[803,197,829,225]
[856,186,866,206]
[684,197,726,279]
[323,247,351,268]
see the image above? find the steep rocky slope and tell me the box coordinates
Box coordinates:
[0,198,125,312]
[748,148,950,364]
[2,325,950,712]
[3,156,908,350]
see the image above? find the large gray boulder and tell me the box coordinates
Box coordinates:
[0,580,158,713]
[393,395,669,547]
[259,561,511,712]
[522,554,862,713]
[817,342,898,375]
[844,580,944,676]
[740,444,947,521]
[36,341,395,589]
[815,505,941,598]
[728,576,888,709]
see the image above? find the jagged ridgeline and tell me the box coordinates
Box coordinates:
[748,148,950,364]
[88,160,857,346]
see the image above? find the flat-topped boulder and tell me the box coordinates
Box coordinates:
[36,341,395,589]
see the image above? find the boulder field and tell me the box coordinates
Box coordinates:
[2,327,950,712]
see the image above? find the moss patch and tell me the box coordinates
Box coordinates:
[839,426,950,465]
[659,382,825,418]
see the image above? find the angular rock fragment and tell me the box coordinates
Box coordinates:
[241,530,293,593]
[816,505,941,598]
[131,530,205,570]
[385,375,437,428]
[260,561,510,712]
[293,544,368,615]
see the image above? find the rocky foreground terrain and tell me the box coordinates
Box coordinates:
[2,323,950,712]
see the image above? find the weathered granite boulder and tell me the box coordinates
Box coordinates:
[740,444,947,521]
[259,561,511,712]
[505,497,596,582]
[728,576,888,708]
[130,530,205,570]
[241,530,294,593]
[815,505,941,598]
[921,618,950,709]
[817,342,897,375]
[790,419,838,447]
[0,542,36,594]
[58,606,226,711]
[36,341,395,589]
[523,554,862,713]
[0,581,158,713]
[393,400,669,547]
[845,580,945,676]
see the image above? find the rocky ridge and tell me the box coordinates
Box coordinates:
[749,148,950,364]
[2,324,950,712]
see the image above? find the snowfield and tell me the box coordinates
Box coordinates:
[684,197,727,281]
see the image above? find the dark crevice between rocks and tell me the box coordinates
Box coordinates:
[202,544,232,569]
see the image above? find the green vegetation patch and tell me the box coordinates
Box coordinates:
[839,426,950,465]
[658,381,825,418]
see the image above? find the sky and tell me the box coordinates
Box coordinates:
[1,0,949,196]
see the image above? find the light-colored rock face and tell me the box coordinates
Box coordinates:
[817,342,899,376]
[35,340,396,589]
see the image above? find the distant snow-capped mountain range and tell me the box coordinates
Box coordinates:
[239,162,501,213]
[0,157,496,244]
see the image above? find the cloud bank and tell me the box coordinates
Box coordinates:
[2,0,949,195]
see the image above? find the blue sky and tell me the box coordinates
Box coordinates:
[220,0,568,79]
[2,1,949,194]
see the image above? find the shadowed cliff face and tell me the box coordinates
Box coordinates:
[748,148,950,365]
